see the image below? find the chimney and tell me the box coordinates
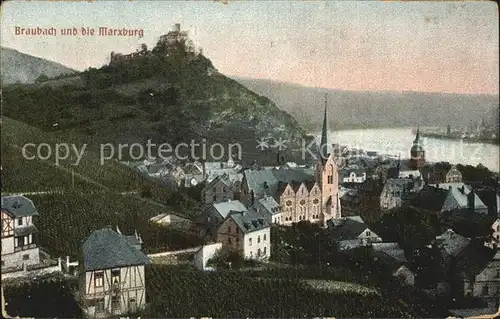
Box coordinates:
[467,189,475,210]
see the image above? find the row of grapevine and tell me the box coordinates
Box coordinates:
[1,139,97,193]
[144,264,437,318]
[30,191,202,258]
[2,116,150,192]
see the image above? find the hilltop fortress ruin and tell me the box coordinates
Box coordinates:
[109,23,202,65]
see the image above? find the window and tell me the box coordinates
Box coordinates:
[257,236,260,243]
[236,227,239,234]
[96,298,105,313]
[94,271,104,287]
[264,247,267,255]
[228,237,232,244]
[258,248,262,257]
[482,285,489,296]
[328,175,333,184]
[264,234,267,241]
[17,218,23,226]
[227,226,231,233]
[15,236,23,248]
[366,231,371,236]
[496,269,500,278]
[112,269,120,284]
[249,238,252,246]
[22,254,29,260]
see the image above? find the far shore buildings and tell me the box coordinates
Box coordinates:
[81,228,150,318]
[1,196,40,270]
[240,96,341,227]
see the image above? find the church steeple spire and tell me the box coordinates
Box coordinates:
[319,93,332,159]
[414,126,420,144]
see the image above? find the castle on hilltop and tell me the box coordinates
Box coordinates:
[109,23,202,65]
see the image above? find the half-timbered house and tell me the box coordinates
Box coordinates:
[81,228,150,318]
[1,196,40,270]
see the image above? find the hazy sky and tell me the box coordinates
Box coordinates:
[1,0,498,94]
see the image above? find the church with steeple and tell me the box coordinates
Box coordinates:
[240,94,341,227]
[410,127,426,170]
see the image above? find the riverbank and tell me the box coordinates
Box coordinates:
[420,132,499,146]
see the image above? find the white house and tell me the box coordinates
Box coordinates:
[81,228,150,318]
[193,242,223,271]
[340,168,367,184]
[149,213,192,230]
[216,209,271,260]
[1,196,40,270]
[399,170,421,179]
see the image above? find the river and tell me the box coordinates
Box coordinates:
[315,128,499,172]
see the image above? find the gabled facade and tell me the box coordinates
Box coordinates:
[216,210,271,260]
[1,196,40,270]
[194,242,223,271]
[445,165,463,183]
[253,195,282,224]
[380,178,423,211]
[201,174,235,205]
[327,216,382,250]
[81,228,150,318]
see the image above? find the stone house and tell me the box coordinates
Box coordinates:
[452,246,499,308]
[380,178,423,212]
[201,174,235,205]
[216,209,271,260]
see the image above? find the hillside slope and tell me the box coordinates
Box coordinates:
[234,77,499,131]
[2,42,311,165]
[1,47,77,85]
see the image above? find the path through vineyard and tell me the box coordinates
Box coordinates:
[3,143,143,197]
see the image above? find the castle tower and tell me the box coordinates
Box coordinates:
[315,93,340,225]
[410,127,425,170]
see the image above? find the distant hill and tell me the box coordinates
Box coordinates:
[1,47,77,85]
[233,76,499,132]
